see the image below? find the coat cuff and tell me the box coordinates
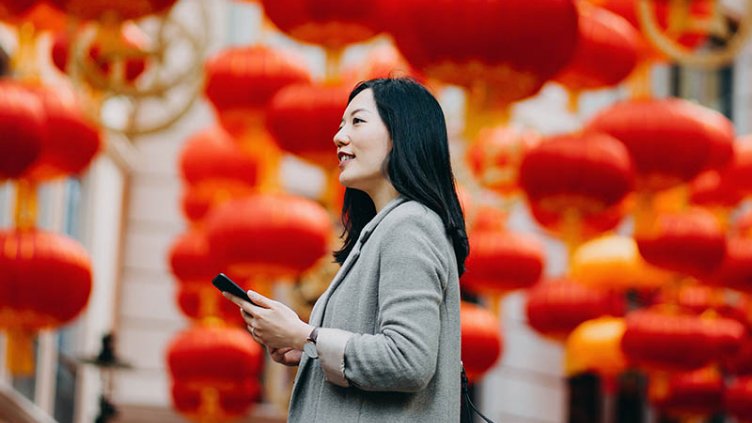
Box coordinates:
[316,328,354,387]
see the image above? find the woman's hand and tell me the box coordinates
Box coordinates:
[223,290,312,351]
[270,347,303,366]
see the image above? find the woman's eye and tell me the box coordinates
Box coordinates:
[353,117,364,124]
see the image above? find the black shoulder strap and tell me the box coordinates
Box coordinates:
[461,365,496,423]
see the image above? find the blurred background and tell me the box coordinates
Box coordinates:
[1,0,752,422]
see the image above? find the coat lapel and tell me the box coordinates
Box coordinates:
[308,196,408,327]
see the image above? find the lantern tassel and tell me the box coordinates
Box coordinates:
[6,329,36,376]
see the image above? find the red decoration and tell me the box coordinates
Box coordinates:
[466,125,540,196]
[167,324,263,421]
[0,229,92,374]
[0,0,36,17]
[621,308,745,371]
[649,367,724,416]
[266,82,350,169]
[585,98,735,191]
[554,4,640,92]
[525,279,625,340]
[722,136,752,196]
[706,237,752,292]
[725,336,752,376]
[340,44,422,83]
[261,0,380,51]
[380,0,578,105]
[49,0,177,21]
[22,84,101,181]
[726,377,752,422]
[204,193,332,281]
[0,81,45,179]
[460,302,503,382]
[689,171,743,208]
[636,208,726,278]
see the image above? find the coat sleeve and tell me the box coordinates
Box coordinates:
[317,214,449,392]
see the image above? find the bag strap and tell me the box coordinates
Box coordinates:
[461,365,496,423]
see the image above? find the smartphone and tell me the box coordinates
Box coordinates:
[212,273,256,305]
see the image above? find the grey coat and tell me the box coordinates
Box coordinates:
[288,197,462,422]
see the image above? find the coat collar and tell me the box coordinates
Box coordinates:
[308,195,408,327]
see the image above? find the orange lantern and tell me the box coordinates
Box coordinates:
[460,302,503,383]
[571,234,672,292]
[260,0,381,52]
[565,317,627,391]
[21,84,101,181]
[636,208,726,278]
[266,82,350,170]
[726,377,752,422]
[466,125,540,196]
[0,229,92,374]
[621,308,745,371]
[167,324,264,422]
[204,45,311,138]
[585,98,735,191]
[0,80,45,179]
[553,4,640,96]
[649,366,724,417]
[204,193,332,287]
[380,0,578,108]
[526,279,625,340]
[49,0,177,21]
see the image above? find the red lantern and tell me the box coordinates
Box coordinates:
[340,44,422,84]
[723,136,752,196]
[460,302,503,383]
[266,82,350,169]
[466,125,540,196]
[725,336,752,376]
[380,0,578,106]
[706,237,752,292]
[260,0,380,51]
[204,193,332,282]
[0,229,92,374]
[525,279,625,340]
[0,0,35,17]
[0,81,45,179]
[554,4,640,92]
[51,24,148,83]
[649,367,724,417]
[689,170,743,209]
[636,208,726,278]
[22,84,101,181]
[167,324,264,421]
[726,377,752,421]
[621,308,745,371]
[462,227,544,296]
[204,45,311,135]
[49,0,177,21]
[585,98,735,191]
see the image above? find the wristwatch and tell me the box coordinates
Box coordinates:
[303,326,319,359]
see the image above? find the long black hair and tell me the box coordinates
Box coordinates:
[333,77,469,276]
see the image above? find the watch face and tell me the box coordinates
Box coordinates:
[304,341,318,359]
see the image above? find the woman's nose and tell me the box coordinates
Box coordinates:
[333,128,348,147]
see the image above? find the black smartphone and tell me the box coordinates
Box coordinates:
[212,273,256,305]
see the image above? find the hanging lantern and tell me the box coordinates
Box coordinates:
[520,132,633,249]
[528,201,625,245]
[266,81,350,170]
[461,225,544,296]
[649,366,724,418]
[0,0,36,17]
[585,98,735,191]
[565,317,627,391]
[706,237,752,293]
[688,170,743,210]
[21,84,101,181]
[260,0,381,52]
[553,4,640,97]
[340,43,422,84]
[178,125,260,216]
[0,80,45,179]
[204,193,332,288]
[49,0,177,21]
[621,307,745,371]
[725,336,752,376]
[661,284,752,330]
[636,208,726,278]
[204,45,311,137]
[571,234,672,292]
[460,302,503,383]
[726,377,752,422]
[466,125,540,196]
[51,23,148,83]
[0,229,92,375]
[526,279,625,341]
[167,324,264,422]
[721,136,752,196]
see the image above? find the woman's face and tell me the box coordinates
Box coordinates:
[333,88,392,194]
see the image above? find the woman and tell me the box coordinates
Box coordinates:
[225,77,469,422]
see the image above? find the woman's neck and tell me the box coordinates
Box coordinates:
[367,184,400,213]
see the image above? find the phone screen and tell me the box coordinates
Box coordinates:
[212,273,253,304]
